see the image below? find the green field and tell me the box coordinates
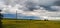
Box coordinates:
[2,19,60,28]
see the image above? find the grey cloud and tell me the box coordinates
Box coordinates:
[40,5,56,11]
[54,1,60,6]
[25,1,40,11]
[50,6,60,11]
[23,0,60,11]
[1,0,60,11]
[0,0,60,20]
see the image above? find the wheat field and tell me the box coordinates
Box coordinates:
[2,19,60,28]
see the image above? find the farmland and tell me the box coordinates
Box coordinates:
[2,19,60,28]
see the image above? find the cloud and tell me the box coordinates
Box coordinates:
[0,0,60,20]
[53,1,60,6]
[50,6,60,11]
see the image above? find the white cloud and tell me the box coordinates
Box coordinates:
[0,0,60,20]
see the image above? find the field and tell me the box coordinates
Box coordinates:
[2,19,60,28]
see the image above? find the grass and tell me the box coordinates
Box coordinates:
[2,19,60,28]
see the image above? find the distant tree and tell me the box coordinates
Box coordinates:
[0,10,3,28]
[44,19,48,21]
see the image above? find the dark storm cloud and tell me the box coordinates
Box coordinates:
[23,0,60,11]
[25,1,40,11]
[54,0,60,6]
[40,5,59,11]
[1,0,60,11]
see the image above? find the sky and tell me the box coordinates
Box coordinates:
[0,0,60,20]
